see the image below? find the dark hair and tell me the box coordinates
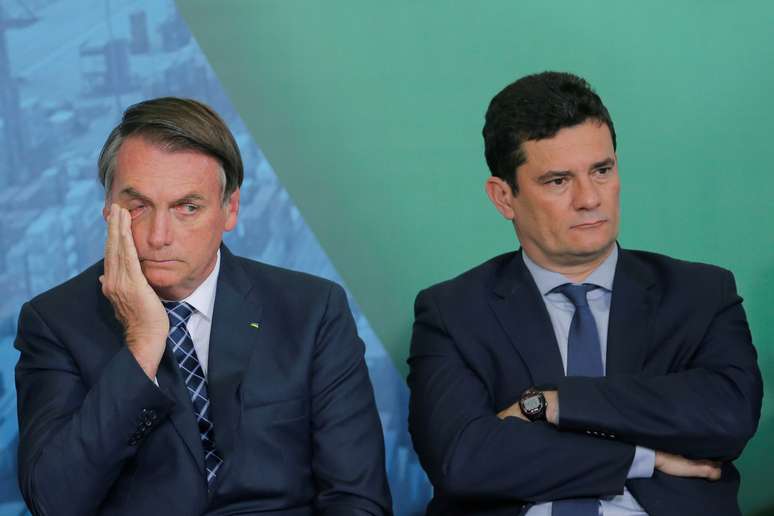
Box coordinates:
[482,71,616,193]
[98,97,243,201]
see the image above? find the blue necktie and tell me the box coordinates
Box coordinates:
[163,301,223,487]
[551,283,602,516]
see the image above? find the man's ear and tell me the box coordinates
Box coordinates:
[223,188,240,232]
[484,177,516,220]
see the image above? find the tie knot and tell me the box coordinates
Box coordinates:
[553,283,597,309]
[163,301,194,328]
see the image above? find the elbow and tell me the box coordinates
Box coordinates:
[704,369,763,459]
[409,433,477,499]
[725,382,762,456]
[20,449,90,516]
[18,456,48,516]
[432,455,527,500]
[698,393,761,460]
[432,466,482,498]
[421,439,505,499]
[719,412,759,460]
[17,472,35,516]
[409,423,476,498]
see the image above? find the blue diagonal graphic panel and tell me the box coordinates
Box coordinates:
[0,1,431,514]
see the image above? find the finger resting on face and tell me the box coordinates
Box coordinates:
[106,204,119,249]
[121,209,143,274]
[115,207,125,261]
[120,208,135,267]
[104,204,121,278]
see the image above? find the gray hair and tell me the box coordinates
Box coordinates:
[98,97,243,202]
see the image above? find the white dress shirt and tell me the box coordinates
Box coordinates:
[175,250,220,377]
[155,249,220,383]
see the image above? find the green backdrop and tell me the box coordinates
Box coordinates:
[177,1,773,513]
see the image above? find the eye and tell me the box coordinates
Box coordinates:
[128,204,145,218]
[178,203,199,214]
[595,166,612,176]
[546,177,568,187]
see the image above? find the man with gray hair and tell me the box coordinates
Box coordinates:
[15,97,392,516]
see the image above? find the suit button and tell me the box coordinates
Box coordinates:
[148,410,157,421]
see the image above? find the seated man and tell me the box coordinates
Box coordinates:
[408,72,762,515]
[15,97,392,516]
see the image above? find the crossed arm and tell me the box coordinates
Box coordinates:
[497,392,722,481]
[407,276,762,502]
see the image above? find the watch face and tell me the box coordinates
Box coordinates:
[523,396,541,412]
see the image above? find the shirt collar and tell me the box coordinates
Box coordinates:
[522,245,618,295]
[180,249,220,320]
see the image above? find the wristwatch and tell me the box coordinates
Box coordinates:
[519,388,547,422]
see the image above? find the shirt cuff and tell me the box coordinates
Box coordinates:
[627,446,655,479]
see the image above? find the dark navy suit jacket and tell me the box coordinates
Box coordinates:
[15,246,392,515]
[408,247,762,515]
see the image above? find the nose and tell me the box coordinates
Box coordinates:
[572,174,601,211]
[146,210,173,249]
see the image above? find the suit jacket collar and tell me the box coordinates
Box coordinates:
[488,245,658,386]
[158,244,265,488]
[205,244,264,483]
[606,245,658,375]
[489,249,566,387]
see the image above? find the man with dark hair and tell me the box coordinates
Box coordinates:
[408,72,762,515]
[15,97,392,516]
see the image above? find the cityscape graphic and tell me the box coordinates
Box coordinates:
[0,1,432,514]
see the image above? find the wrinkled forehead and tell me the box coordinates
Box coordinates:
[110,136,226,199]
[110,136,225,200]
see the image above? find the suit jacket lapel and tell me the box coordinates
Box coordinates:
[606,248,658,375]
[487,250,566,388]
[156,347,206,473]
[206,246,264,470]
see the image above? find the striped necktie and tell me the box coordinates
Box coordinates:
[163,301,223,487]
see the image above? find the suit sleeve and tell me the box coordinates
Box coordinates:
[310,284,393,516]
[15,301,175,516]
[557,269,763,460]
[408,288,637,502]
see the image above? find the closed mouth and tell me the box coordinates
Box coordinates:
[572,219,606,229]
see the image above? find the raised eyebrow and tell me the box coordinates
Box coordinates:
[174,193,207,204]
